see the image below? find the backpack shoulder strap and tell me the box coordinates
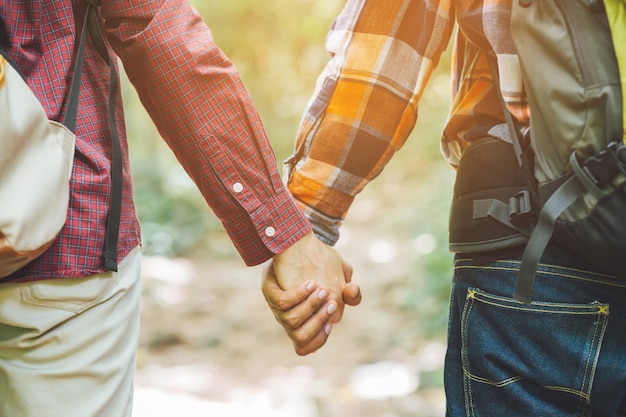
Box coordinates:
[63,6,91,133]
[84,0,122,272]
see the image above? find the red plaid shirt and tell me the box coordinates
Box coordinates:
[2,0,311,282]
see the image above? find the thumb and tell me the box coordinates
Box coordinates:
[343,282,362,306]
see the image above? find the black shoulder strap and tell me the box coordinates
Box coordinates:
[84,0,122,272]
[68,0,121,272]
[63,7,90,132]
[0,18,10,56]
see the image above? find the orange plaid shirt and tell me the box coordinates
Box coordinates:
[286,0,530,245]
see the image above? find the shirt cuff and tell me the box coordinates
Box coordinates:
[303,207,341,247]
[287,169,354,246]
[221,185,312,266]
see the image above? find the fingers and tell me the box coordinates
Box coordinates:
[289,300,337,356]
[262,262,332,330]
[340,258,361,306]
[343,281,362,306]
[293,321,333,356]
[277,287,334,331]
[262,261,336,352]
[262,262,315,311]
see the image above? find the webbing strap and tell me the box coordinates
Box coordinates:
[85,1,121,272]
[473,199,517,229]
[473,191,532,234]
[602,0,626,144]
[514,176,583,303]
[514,150,621,303]
[63,10,90,133]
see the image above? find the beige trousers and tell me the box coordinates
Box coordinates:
[0,246,142,417]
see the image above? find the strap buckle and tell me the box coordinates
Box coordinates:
[508,190,533,221]
[580,141,626,188]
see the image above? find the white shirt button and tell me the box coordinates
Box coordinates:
[232,182,243,193]
[264,226,276,237]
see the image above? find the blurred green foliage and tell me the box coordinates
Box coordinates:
[122,0,455,338]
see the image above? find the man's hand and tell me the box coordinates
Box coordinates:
[262,264,336,355]
[263,231,362,355]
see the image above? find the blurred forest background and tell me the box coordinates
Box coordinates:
[122,1,457,416]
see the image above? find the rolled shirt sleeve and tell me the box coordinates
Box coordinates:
[285,0,455,245]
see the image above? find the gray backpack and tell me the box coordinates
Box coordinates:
[449,0,626,303]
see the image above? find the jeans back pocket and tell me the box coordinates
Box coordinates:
[461,288,608,417]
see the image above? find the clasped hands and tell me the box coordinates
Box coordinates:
[263,231,361,356]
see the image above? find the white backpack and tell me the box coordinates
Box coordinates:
[0,1,121,278]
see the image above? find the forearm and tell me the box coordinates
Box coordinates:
[286,0,455,243]
[101,0,311,264]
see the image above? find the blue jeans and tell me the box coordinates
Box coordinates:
[444,244,626,417]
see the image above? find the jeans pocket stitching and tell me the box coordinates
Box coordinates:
[460,287,608,415]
